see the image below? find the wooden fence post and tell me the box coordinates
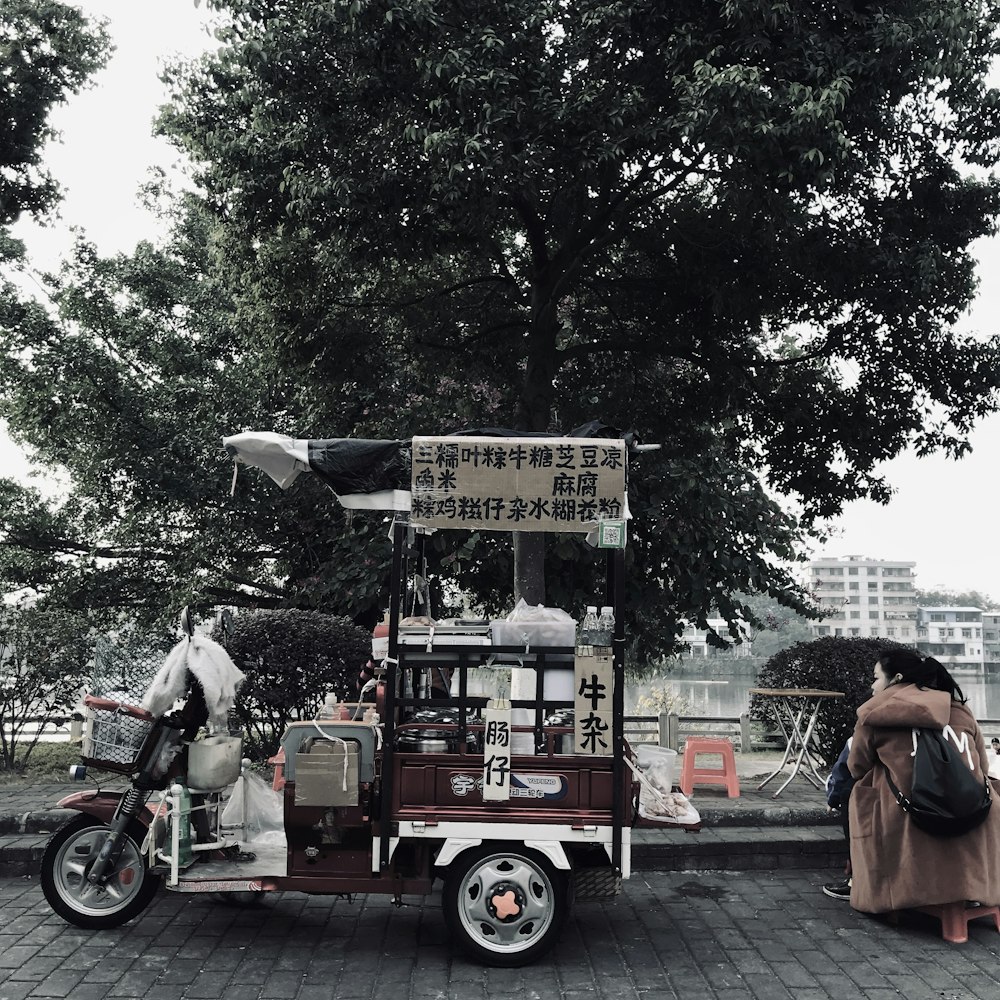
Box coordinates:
[660,713,680,751]
[739,713,752,754]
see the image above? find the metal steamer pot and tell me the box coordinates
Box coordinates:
[397,709,480,753]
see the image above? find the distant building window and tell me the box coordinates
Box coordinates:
[835,628,843,636]
[962,629,972,639]
[869,612,879,620]
[867,568,877,575]
[887,628,896,636]
[902,629,911,637]
[848,568,858,575]
[930,614,945,622]
[868,582,878,591]
[869,597,879,605]
[850,628,861,636]
[849,583,859,591]
[850,611,861,619]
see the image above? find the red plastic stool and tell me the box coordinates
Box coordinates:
[915,902,1000,943]
[679,737,740,798]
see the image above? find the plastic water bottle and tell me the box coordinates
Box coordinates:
[579,606,599,646]
[595,606,615,647]
[318,693,338,720]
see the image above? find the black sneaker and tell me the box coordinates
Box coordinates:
[822,879,852,900]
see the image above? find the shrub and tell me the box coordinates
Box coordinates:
[215,609,371,758]
[751,636,908,765]
[635,684,691,718]
[0,606,93,771]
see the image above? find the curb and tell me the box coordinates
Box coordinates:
[0,837,47,877]
[631,825,845,871]
[0,808,75,837]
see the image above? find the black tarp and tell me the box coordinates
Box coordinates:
[306,439,410,495]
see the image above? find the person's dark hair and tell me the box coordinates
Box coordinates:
[877,648,966,703]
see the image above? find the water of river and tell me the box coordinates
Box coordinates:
[635,666,1000,720]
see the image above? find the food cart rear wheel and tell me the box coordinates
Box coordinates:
[443,843,568,966]
[41,815,160,929]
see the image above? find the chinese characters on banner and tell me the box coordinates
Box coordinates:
[482,704,512,800]
[409,436,627,534]
[574,651,614,756]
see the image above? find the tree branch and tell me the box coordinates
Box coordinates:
[330,274,517,310]
[415,318,528,352]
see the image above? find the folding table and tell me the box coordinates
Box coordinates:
[750,687,844,798]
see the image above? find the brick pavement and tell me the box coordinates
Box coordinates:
[3,870,1000,1000]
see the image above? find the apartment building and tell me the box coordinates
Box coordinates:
[915,607,984,667]
[808,555,917,641]
[679,618,755,658]
[984,612,1000,669]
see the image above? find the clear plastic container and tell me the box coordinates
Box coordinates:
[594,606,615,646]
[579,606,599,646]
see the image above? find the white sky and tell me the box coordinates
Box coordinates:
[2,0,999,600]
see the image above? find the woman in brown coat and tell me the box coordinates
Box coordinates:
[846,649,1000,913]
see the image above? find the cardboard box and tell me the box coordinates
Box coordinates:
[294,742,360,807]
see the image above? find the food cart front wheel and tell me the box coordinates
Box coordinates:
[41,816,160,929]
[443,844,569,967]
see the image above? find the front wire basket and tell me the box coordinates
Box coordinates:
[80,694,156,775]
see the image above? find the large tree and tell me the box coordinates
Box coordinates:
[156,0,1000,609]
[0,197,811,656]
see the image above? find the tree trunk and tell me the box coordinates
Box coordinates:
[512,288,561,606]
[513,531,546,605]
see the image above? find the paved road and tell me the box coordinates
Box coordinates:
[3,871,1000,1000]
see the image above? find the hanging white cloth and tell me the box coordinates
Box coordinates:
[142,635,245,732]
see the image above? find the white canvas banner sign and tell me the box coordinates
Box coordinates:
[410,436,626,533]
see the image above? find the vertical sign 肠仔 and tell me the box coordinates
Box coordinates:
[482,703,512,800]
[574,650,614,756]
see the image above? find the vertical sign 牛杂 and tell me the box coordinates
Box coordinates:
[482,703,512,801]
[574,650,614,755]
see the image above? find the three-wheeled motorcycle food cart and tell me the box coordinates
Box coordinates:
[41,431,680,966]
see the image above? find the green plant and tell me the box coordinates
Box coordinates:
[751,636,907,765]
[215,608,371,758]
[635,684,691,718]
[0,606,92,771]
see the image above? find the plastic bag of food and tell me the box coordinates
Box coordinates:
[491,599,576,651]
[221,771,285,844]
[637,759,700,826]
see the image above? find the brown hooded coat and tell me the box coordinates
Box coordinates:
[847,683,1000,913]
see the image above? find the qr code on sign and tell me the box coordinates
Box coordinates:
[602,524,622,546]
